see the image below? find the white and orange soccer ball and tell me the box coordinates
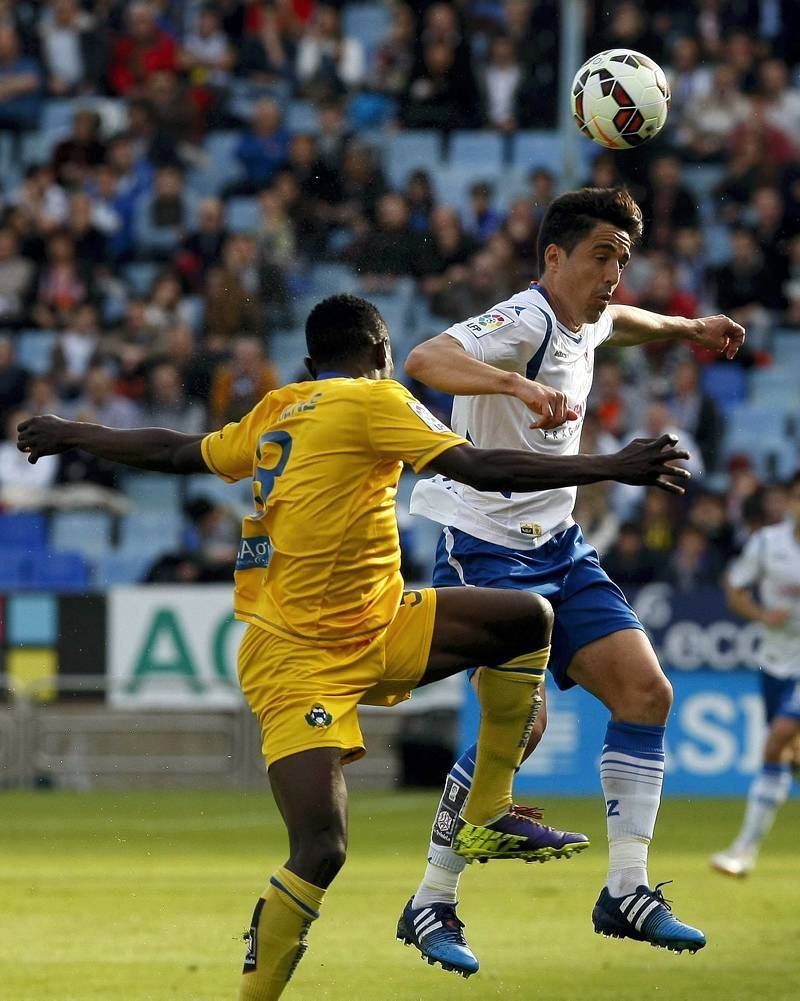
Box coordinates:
[571,49,670,149]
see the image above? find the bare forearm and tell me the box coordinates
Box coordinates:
[65,422,205,473]
[726,585,768,624]
[608,305,699,347]
[405,336,521,396]
[462,449,617,492]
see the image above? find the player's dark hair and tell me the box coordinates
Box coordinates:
[537,187,643,272]
[305,294,387,366]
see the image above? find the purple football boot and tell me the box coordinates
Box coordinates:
[453,805,590,863]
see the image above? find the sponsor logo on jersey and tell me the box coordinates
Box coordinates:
[520,522,543,536]
[236,535,272,571]
[305,703,333,728]
[465,311,514,337]
[407,400,450,433]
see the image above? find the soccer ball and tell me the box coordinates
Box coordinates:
[571,49,670,149]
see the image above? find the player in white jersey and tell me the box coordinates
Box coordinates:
[396,188,745,969]
[711,470,800,877]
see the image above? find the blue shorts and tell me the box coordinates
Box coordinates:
[760,672,800,722]
[433,523,644,691]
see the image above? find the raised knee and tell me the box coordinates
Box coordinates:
[638,673,673,722]
[504,592,553,657]
[291,830,347,885]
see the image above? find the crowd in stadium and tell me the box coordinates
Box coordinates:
[0,0,798,589]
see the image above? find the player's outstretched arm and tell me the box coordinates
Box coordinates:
[17,414,208,474]
[428,433,691,495]
[406,334,577,429]
[608,304,745,359]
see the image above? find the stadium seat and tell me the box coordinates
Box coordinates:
[29,551,90,590]
[342,3,391,58]
[704,224,731,265]
[384,131,443,188]
[20,127,70,168]
[510,131,563,175]
[119,512,184,552]
[726,404,790,441]
[773,330,800,367]
[93,548,155,587]
[681,164,726,201]
[121,262,158,297]
[194,131,244,194]
[285,100,320,134]
[310,263,361,297]
[15,330,58,375]
[701,363,747,413]
[0,512,47,550]
[227,196,259,233]
[747,367,798,408]
[40,98,79,133]
[50,511,114,559]
[449,131,506,171]
[119,472,182,513]
[185,473,253,513]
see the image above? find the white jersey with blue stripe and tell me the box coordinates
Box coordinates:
[726,520,800,678]
[410,283,614,549]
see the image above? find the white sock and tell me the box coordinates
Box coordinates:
[412,747,474,908]
[600,720,665,897]
[734,764,791,852]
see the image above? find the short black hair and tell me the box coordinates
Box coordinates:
[536,187,643,272]
[305,294,387,367]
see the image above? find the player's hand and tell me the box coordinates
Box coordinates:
[17,414,74,463]
[513,378,579,429]
[611,433,692,494]
[761,608,792,628]
[689,315,745,360]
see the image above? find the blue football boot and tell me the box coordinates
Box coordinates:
[396,898,479,978]
[453,805,590,864]
[592,881,706,954]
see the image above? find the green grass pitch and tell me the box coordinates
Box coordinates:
[2,789,798,1001]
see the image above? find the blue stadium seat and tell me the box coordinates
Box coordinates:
[310,263,360,297]
[726,405,790,440]
[119,512,184,552]
[194,130,244,194]
[449,131,506,170]
[119,472,182,513]
[16,330,58,375]
[748,367,798,408]
[93,548,155,587]
[30,551,89,590]
[50,511,114,559]
[432,165,513,215]
[384,131,443,188]
[701,363,747,414]
[40,98,79,133]
[227,196,259,233]
[342,3,391,58]
[0,512,47,550]
[121,262,158,297]
[704,224,731,265]
[286,100,320,134]
[773,330,800,367]
[681,164,726,201]
[20,127,70,167]
[510,131,563,175]
[185,473,253,512]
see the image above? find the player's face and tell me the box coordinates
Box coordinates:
[556,223,632,324]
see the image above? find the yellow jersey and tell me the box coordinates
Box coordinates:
[201,376,466,643]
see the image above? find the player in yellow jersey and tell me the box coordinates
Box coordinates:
[18,294,690,995]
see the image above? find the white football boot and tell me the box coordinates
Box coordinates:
[709,845,756,877]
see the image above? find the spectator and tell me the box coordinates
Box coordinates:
[144,70,196,153]
[108,0,178,98]
[177,196,228,289]
[679,63,750,162]
[54,302,101,395]
[758,57,800,149]
[334,141,387,228]
[503,197,539,283]
[713,225,785,322]
[31,231,94,329]
[64,363,142,427]
[37,0,104,97]
[638,152,699,250]
[180,4,234,132]
[631,399,705,483]
[463,181,503,243]
[134,165,195,260]
[668,356,723,471]
[430,249,515,323]
[350,193,422,289]
[418,205,480,299]
[480,34,521,131]
[317,100,353,175]
[664,524,724,590]
[9,164,69,234]
[601,520,659,589]
[287,132,340,209]
[673,227,710,306]
[0,24,41,132]
[51,109,107,191]
[66,191,107,268]
[236,2,293,86]
[372,2,415,98]
[639,488,679,555]
[405,169,435,234]
[665,36,713,124]
[208,335,280,425]
[596,0,665,63]
[0,407,59,508]
[231,97,290,194]
[254,187,297,274]
[296,4,365,101]
[143,360,206,434]
[529,167,555,226]
[401,42,480,131]
[0,336,28,422]
[204,264,262,342]
[182,496,240,581]
[143,271,195,335]
[592,360,639,440]
[686,489,738,565]
[0,228,34,327]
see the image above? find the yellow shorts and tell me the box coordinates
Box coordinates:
[237,588,437,768]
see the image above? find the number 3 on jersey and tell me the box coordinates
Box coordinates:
[254,431,293,513]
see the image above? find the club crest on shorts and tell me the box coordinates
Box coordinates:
[305,703,333,728]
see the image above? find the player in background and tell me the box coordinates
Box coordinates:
[402,187,746,961]
[17,294,691,995]
[710,469,800,877]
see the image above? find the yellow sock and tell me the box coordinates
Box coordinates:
[461,647,548,826]
[239,866,326,1001]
